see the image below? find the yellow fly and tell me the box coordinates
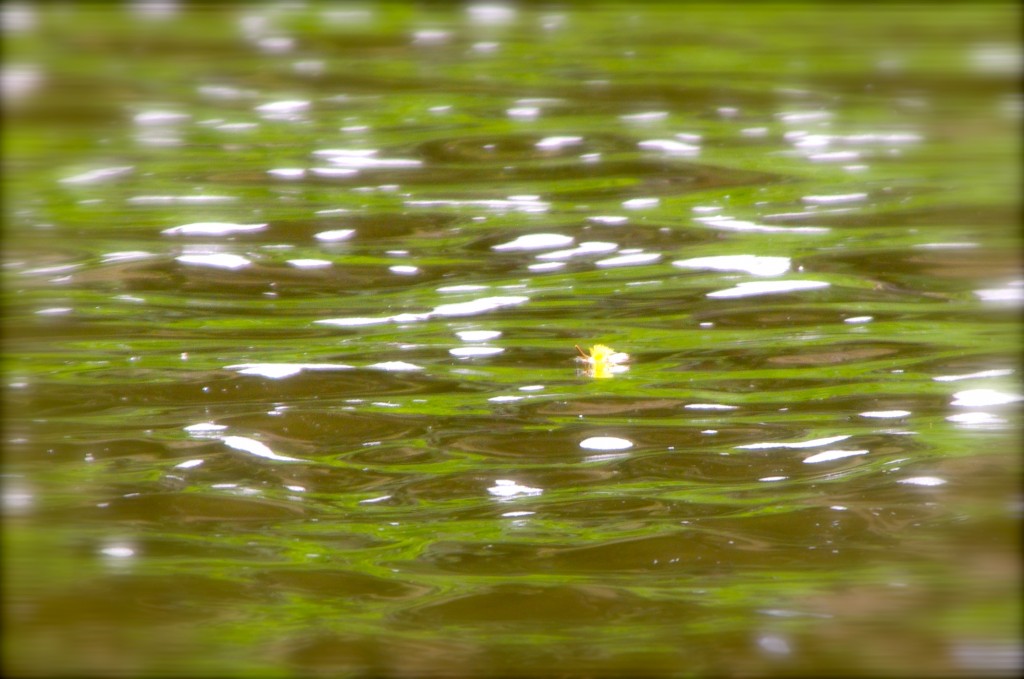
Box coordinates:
[575,344,629,378]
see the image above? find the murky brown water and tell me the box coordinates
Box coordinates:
[3,3,1022,676]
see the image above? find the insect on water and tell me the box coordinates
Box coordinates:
[575,344,630,378]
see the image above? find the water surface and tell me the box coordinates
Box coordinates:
[3,3,1022,677]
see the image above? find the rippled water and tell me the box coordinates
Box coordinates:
[4,4,1022,677]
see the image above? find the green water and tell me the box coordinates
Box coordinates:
[3,3,1021,676]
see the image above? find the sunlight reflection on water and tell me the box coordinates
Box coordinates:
[4,3,1021,677]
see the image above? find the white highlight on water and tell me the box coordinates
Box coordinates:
[707,279,828,299]
[579,436,633,451]
[950,389,1023,407]
[674,255,790,277]
[222,436,303,462]
[456,330,502,341]
[314,229,355,241]
[738,435,851,450]
[162,222,267,236]
[493,233,574,251]
[803,449,868,464]
[176,254,252,270]
[488,479,543,497]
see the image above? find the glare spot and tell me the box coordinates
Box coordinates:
[620,111,668,123]
[583,452,631,463]
[100,546,135,558]
[315,316,392,327]
[129,195,237,205]
[969,43,1022,75]
[488,479,543,498]
[389,265,420,275]
[433,295,529,317]
[622,197,659,210]
[537,241,618,260]
[674,255,790,277]
[3,486,33,512]
[22,262,81,276]
[759,476,787,482]
[588,215,628,225]
[777,110,833,124]
[1,4,36,32]
[255,99,310,114]
[412,29,450,45]
[293,60,325,76]
[757,634,792,656]
[536,135,582,149]
[226,363,352,379]
[1,64,42,104]
[59,166,133,185]
[174,459,205,469]
[912,242,979,250]
[162,222,267,236]
[638,139,699,155]
[268,168,306,179]
[696,215,829,234]
[898,476,946,487]
[844,316,873,324]
[288,258,332,269]
[450,346,504,357]
[738,435,850,450]
[467,4,516,24]
[360,495,392,504]
[595,252,661,268]
[493,234,574,251]
[313,148,376,158]
[802,193,868,204]
[318,296,526,328]
[951,388,1023,407]
[310,167,359,178]
[323,154,421,169]
[456,330,501,341]
[134,110,190,125]
[197,85,252,100]
[407,198,549,213]
[176,254,252,270]
[975,283,1024,304]
[100,252,154,266]
[809,151,861,162]
[803,449,868,464]
[314,229,355,242]
[222,436,303,462]
[707,279,828,299]
[507,106,540,119]
[859,410,911,418]
[369,361,423,371]
[947,412,1006,427]
[184,422,227,436]
[257,36,294,54]
[438,284,487,293]
[684,403,738,410]
[528,262,565,272]
[579,436,633,451]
